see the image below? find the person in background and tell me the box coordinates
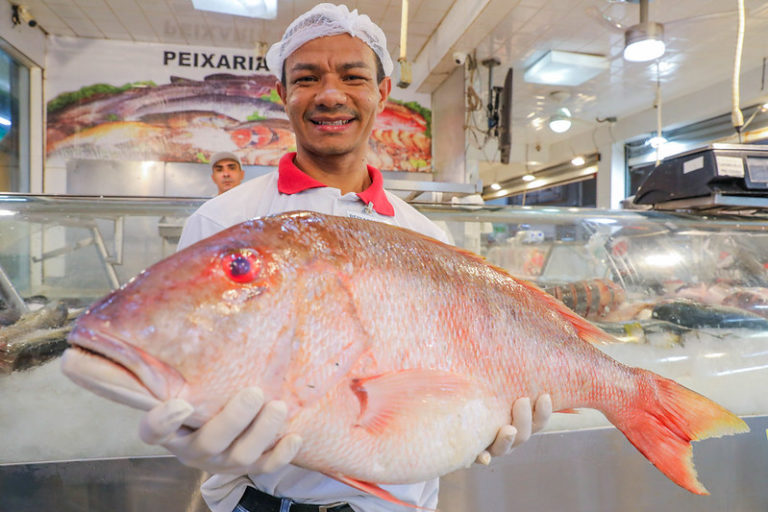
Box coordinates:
[138,4,552,512]
[210,151,245,195]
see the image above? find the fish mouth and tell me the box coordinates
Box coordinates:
[62,325,187,415]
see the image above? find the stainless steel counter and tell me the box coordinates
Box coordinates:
[2,415,765,512]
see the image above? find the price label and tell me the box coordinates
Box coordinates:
[715,156,745,177]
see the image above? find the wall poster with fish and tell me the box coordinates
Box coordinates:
[45,37,433,176]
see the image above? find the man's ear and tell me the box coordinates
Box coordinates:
[377,76,392,114]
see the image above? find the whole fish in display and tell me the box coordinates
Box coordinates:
[62,212,748,507]
[1,325,73,373]
[1,300,72,374]
[652,300,768,330]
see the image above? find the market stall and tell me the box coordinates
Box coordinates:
[0,194,765,511]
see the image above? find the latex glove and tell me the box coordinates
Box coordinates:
[475,394,552,465]
[139,387,302,475]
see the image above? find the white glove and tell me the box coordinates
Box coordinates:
[139,387,302,475]
[475,394,552,465]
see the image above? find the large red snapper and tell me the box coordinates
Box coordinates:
[62,211,748,506]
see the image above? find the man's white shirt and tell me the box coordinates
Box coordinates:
[177,159,449,512]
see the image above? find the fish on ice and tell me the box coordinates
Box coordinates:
[1,300,74,374]
[61,211,749,507]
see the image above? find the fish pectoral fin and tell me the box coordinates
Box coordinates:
[350,369,472,435]
[331,473,435,511]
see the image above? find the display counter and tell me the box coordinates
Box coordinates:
[0,194,766,511]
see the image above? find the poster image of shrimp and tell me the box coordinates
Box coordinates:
[45,74,432,172]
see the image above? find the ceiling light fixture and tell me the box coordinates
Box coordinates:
[623,0,665,62]
[571,155,586,166]
[548,107,572,133]
[524,50,608,86]
[521,174,536,182]
[191,0,277,19]
[490,182,502,191]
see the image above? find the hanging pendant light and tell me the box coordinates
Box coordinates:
[623,0,666,62]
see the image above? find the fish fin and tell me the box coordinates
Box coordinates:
[613,371,749,495]
[511,276,616,345]
[350,369,471,436]
[332,474,436,511]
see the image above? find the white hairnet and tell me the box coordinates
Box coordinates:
[266,3,393,82]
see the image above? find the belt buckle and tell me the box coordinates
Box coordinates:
[319,502,349,512]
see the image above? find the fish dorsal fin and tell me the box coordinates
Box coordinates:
[511,276,616,345]
[350,369,472,435]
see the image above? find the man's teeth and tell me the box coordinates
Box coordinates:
[313,119,352,126]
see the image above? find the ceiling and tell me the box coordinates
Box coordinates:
[10,0,768,182]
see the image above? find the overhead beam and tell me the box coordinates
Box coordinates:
[411,0,520,93]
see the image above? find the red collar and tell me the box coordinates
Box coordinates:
[276,152,394,217]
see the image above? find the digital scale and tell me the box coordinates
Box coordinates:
[633,143,768,210]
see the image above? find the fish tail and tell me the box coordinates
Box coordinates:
[613,371,749,495]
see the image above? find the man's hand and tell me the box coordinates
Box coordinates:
[139,387,302,475]
[475,394,552,465]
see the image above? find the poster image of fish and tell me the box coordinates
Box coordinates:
[45,73,432,172]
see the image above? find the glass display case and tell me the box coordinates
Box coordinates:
[1,195,766,512]
[424,204,768,432]
[0,194,202,464]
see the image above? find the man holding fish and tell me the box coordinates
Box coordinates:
[138,4,552,511]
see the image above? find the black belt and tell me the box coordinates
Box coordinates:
[236,486,354,512]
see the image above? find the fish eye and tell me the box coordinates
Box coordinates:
[221,249,261,283]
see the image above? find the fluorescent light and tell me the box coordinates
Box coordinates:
[191,0,277,19]
[648,135,667,148]
[571,155,585,166]
[490,182,501,191]
[524,50,608,86]
[521,174,535,182]
[624,22,665,62]
[0,116,10,126]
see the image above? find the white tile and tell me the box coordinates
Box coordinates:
[93,19,128,32]
[44,3,85,18]
[74,0,108,7]
[85,7,119,21]
[126,25,160,42]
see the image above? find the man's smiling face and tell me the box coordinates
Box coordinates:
[277,34,390,161]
